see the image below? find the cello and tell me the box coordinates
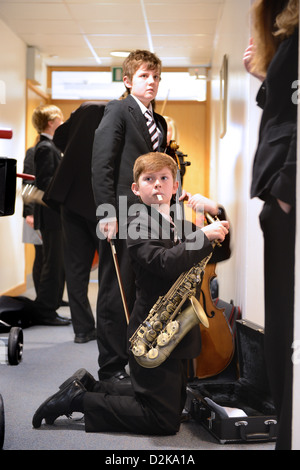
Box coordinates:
[194,212,234,378]
[194,261,235,378]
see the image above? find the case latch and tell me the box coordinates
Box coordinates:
[235,419,277,441]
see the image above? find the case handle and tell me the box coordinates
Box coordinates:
[235,419,277,442]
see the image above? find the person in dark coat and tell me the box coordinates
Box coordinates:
[22,141,43,294]
[243,0,298,450]
[32,104,70,327]
[91,50,167,382]
[32,152,230,435]
[44,101,106,343]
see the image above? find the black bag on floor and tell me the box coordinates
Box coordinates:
[0,296,37,331]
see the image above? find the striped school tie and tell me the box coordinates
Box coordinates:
[145,110,159,151]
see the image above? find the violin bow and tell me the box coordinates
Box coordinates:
[110,240,130,325]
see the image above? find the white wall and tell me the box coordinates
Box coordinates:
[209,0,265,326]
[0,18,27,292]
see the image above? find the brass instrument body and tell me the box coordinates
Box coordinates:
[129,254,212,368]
[21,184,46,206]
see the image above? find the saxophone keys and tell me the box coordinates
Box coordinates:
[166,304,174,313]
[132,341,147,357]
[147,348,159,359]
[159,311,170,322]
[145,329,157,342]
[156,333,169,346]
[166,320,179,335]
[152,320,163,331]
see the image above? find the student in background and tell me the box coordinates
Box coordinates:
[22,138,43,294]
[32,104,70,327]
[44,101,106,343]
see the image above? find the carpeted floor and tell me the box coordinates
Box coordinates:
[0,275,275,452]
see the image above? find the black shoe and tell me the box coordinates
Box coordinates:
[102,370,130,383]
[74,329,96,344]
[38,314,71,326]
[32,380,86,428]
[59,368,97,392]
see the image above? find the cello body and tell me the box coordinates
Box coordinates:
[194,263,235,379]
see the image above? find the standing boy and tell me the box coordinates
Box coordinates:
[32,152,229,435]
[92,50,167,383]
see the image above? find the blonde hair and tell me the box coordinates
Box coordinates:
[122,50,161,93]
[133,152,177,183]
[250,0,299,77]
[32,104,63,134]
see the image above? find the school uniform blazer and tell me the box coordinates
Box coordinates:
[43,101,106,223]
[251,28,298,206]
[126,205,215,360]
[33,135,62,231]
[91,94,167,214]
[22,146,35,218]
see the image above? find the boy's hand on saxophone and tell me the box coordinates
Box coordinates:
[201,220,229,243]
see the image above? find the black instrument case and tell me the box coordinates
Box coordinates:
[185,319,278,444]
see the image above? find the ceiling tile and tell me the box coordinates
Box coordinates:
[0,0,225,67]
[0,2,70,20]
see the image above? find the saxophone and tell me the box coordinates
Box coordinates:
[129,250,213,368]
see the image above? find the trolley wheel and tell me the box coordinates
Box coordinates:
[0,394,4,450]
[8,327,23,365]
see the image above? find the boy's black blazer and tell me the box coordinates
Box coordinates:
[44,101,106,222]
[251,28,298,206]
[92,94,167,213]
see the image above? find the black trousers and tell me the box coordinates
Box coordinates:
[34,228,65,321]
[32,244,43,295]
[84,356,187,435]
[259,196,295,450]
[61,207,98,335]
[96,237,136,379]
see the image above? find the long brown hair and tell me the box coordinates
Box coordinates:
[250,0,299,77]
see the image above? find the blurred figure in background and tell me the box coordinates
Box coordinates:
[44,102,105,343]
[32,104,70,327]
[22,138,43,294]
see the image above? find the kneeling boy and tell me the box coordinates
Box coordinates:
[32,152,229,435]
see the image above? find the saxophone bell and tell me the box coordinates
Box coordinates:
[191,295,209,328]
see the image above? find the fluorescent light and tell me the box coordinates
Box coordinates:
[110,51,130,58]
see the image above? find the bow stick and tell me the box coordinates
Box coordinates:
[110,240,130,325]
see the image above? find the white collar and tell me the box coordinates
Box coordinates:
[130,94,153,116]
[41,132,53,140]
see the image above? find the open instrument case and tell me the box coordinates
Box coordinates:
[185,319,278,444]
